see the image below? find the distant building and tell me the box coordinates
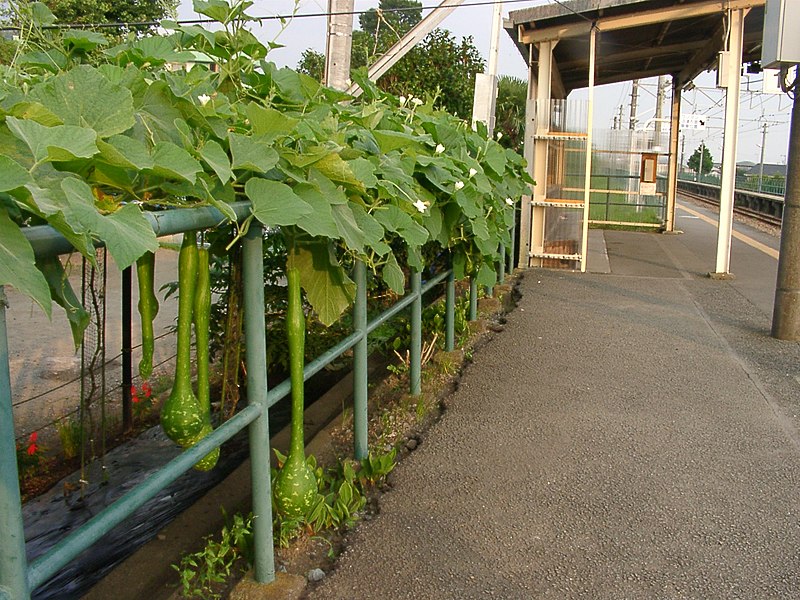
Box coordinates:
[741,163,787,178]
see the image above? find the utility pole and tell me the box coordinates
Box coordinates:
[628,80,640,197]
[654,75,666,148]
[324,0,355,90]
[696,140,705,181]
[680,134,685,175]
[629,79,639,130]
[471,1,502,133]
[758,122,767,192]
[772,84,800,340]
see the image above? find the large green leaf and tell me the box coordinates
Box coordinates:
[294,183,339,239]
[151,142,203,183]
[61,178,158,268]
[199,139,232,184]
[246,179,313,227]
[245,103,298,141]
[289,243,355,327]
[373,205,428,247]
[484,142,507,176]
[381,251,405,294]
[0,208,51,316]
[62,29,108,52]
[476,262,497,288]
[313,153,365,193]
[29,66,135,138]
[229,133,279,173]
[131,80,183,145]
[96,135,153,170]
[6,117,98,163]
[350,204,384,249]
[330,203,366,253]
[36,255,90,349]
[0,155,32,191]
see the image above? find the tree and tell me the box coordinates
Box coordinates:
[687,144,713,176]
[23,0,177,32]
[495,75,526,153]
[297,0,484,119]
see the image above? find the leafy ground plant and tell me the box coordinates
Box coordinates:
[173,511,253,600]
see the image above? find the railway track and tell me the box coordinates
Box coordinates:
[677,189,783,228]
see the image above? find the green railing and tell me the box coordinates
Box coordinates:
[677,171,787,197]
[0,203,511,599]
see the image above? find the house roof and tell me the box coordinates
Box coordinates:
[504,0,766,95]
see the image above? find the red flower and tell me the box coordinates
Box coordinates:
[28,432,38,443]
[142,382,152,398]
[27,443,37,456]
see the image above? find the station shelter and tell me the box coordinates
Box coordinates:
[504,0,767,273]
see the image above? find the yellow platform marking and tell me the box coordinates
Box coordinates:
[677,202,779,260]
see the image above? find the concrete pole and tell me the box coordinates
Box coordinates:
[758,122,767,192]
[713,9,745,277]
[629,79,639,130]
[628,79,640,199]
[324,0,355,90]
[771,88,800,340]
[471,1,502,132]
[665,79,681,232]
[654,75,667,148]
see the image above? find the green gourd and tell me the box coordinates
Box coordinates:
[191,244,219,472]
[136,251,159,381]
[272,248,317,519]
[161,233,205,447]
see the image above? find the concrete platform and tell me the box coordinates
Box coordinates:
[308,198,800,599]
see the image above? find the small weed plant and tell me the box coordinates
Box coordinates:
[55,418,82,460]
[173,511,253,600]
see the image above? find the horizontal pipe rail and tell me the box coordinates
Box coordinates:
[23,202,253,256]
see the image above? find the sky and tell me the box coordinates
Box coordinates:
[175,0,794,166]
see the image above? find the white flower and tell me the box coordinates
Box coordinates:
[505,197,514,206]
[435,144,445,154]
[454,181,465,191]
[468,168,477,178]
[496,131,503,141]
[413,199,428,213]
[197,94,211,106]
[411,97,424,106]
[399,95,407,106]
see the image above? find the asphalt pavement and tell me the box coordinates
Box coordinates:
[308,201,800,599]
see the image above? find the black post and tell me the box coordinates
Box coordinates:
[122,266,133,431]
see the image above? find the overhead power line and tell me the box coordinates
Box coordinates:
[0,0,539,31]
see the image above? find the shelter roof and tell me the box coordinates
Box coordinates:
[505,0,766,94]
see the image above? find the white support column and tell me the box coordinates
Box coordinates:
[519,45,537,268]
[530,40,555,267]
[665,78,681,232]
[580,26,596,272]
[713,9,746,276]
[324,0,355,90]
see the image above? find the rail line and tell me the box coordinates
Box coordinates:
[677,189,783,228]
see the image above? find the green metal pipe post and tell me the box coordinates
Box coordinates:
[410,270,422,396]
[0,288,29,600]
[242,225,275,584]
[510,205,517,272]
[353,261,368,460]
[469,277,478,321]
[445,271,455,352]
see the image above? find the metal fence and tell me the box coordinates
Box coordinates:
[1,202,508,599]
